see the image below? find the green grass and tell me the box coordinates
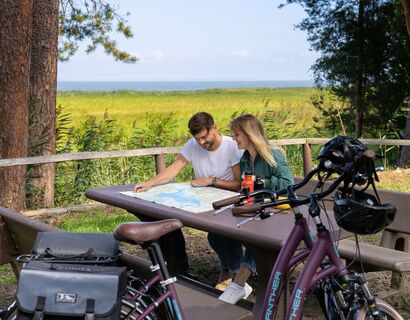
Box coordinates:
[0,264,15,286]
[58,208,137,232]
[57,88,318,136]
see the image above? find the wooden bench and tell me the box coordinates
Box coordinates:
[0,206,253,320]
[295,178,410,292]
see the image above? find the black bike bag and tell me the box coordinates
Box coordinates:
[32,231,121,264]
[16,261,127,320]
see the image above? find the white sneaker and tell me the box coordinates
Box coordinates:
[218,282,253,304]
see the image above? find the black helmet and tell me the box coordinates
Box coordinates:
[334,191,396,235]
[318,136,367,173]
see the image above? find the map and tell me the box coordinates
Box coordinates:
[120,182,239,213]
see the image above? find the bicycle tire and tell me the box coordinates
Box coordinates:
[350,298,404,320]
[322,288,344,320]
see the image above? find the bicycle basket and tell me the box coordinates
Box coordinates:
[334,191,396,235]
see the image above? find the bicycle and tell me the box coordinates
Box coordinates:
[0,136,405,320]
[0,220,185,320]
[213,137,403,319]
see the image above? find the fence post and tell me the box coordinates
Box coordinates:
[155,154,166,174]
[302,143,313,176]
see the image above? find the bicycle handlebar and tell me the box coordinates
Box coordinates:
[212,167,320,209]
[231,203,262,216]
[232,171,347,216]
[212,195,242,209]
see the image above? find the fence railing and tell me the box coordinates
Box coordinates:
[1,138,410,176]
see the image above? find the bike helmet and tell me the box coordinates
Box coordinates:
[334,191,396,235]
[318,136,368,173]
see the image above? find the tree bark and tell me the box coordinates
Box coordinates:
[355,0,366,139]
[399,0,410,168]
[0,0,33,211]
[27,0,59,208]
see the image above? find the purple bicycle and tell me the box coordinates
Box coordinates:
[215,136,402,319]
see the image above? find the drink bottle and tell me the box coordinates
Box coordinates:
[254,176,264,201]
[241,172,254,205]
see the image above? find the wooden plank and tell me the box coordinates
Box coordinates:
[0,206,59,255]
[22,203,107,218]
[1,139,410,168]
[270,138,307,145]
[0,147,181,167]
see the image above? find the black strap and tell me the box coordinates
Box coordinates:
[33,296,45,320]
[85,299,95,320]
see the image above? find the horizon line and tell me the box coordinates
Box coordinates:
[57,79,314,82]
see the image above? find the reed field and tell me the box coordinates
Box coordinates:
[57,88,319,137]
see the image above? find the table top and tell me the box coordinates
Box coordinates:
[86,184,344,251]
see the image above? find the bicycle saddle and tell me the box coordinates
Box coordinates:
[113,219,183,244]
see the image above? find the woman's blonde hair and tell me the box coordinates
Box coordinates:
[230,114,285,167]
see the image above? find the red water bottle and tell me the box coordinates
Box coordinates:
[242,172,255,205]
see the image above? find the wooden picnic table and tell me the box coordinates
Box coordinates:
[86,184,345,319]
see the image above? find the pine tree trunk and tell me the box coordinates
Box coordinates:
[399,0,410,168]
[0,0,32,211]
[27,0,59,208]
[355,0,366,139]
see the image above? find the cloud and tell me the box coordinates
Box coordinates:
[142,50,166,61]
[229,50,251,58]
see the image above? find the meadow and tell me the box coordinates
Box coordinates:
[57,87,319,138]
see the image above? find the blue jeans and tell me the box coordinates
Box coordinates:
[207,233,256,274]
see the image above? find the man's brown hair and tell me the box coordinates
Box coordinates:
[188,112,214,135]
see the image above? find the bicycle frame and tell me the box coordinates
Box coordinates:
[127,242,185,320]
[284,217,347,320]
[261,208,314,319]
[256,172,349,319]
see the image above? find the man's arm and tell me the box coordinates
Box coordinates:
[191,164,241,192]
[215,163,241,191]
[134,154,189,192]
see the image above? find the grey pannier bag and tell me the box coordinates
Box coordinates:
[16,261,127,320]
[31,231,121,265]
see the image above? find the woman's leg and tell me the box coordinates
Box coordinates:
[218,249,256,304]
[207,233,242,274]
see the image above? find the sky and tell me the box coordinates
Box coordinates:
[57,0,318,82]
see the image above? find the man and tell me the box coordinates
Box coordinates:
[134,112,241,274]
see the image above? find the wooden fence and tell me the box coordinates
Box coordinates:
[1,138,410,177]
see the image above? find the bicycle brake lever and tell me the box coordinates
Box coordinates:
[237,210,272,228]
[237,215,259,228]
[213,204,233,215]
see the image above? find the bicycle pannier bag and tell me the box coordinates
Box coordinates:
[16,261,127,320]
[32,231,121,264]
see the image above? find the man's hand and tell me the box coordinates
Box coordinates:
[134,182,151,192]
[191,177,212,187]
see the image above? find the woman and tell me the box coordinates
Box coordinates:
[213,114,294,304]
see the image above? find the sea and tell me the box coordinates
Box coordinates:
[57,80,314,92]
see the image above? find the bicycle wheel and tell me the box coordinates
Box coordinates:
[350,298,403,320]
[322,289,344,320]
[0,301,17,320]
[121,286,163,320]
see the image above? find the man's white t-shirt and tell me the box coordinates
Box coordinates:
[180,135,242,180]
